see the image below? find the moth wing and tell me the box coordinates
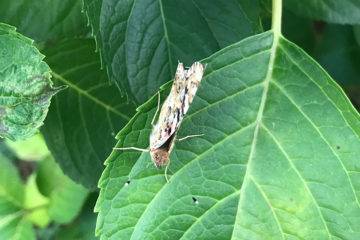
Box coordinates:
[150,62,186,149]
[150,62,206,150]
[181,62,205,116]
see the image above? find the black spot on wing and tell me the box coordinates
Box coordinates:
[177,109,181,123]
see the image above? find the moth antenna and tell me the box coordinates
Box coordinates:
[113,147,150,152]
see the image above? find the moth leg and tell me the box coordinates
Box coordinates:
[151,91,161,127]
[164,160,170,183]
[113,147,150,152]
[176,134,204,142]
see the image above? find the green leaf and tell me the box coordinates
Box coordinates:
[284,0,360,25]
[24,174,50,228]
[282,9,315,54]
[96,31,360,239]
[84,0,262,104]
[313,24,360,87]
[354,25,360,46]
[36,156,89,224]
[0,23,64,141]
[0,154,35,240]
[5,133,50,161]
[41,38,136,189]
[82,0,102,51]
[0,154,24,209]
[0,0,88,41]
[54,193,99,240]
[0,215,35,240]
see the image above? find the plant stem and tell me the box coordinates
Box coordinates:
[272,0,282,37]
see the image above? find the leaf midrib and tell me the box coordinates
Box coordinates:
[0,210,23,229]
[52,71,130,121]
[230,31,278,239]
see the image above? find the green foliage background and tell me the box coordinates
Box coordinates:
[0,0,360,239]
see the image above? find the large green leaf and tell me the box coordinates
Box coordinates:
[96,31,360,239]
[0,23,64,141]
[0,155,35,240]
[0,0,87,41]
[284,0,360,24]
[84,0,262,104]
[41,39,136,189]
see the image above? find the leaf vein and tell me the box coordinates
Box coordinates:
[278,44,360,138]
[231,31,276,240]
[78,94,102,168]
[52,72,130,121]
[272,80,360,208]
[180,191,240,239]
[158,0,173,74]
[203,47,270,81]
[128,122,257,239]
[250,176,285,240]
[262,124,332,238]
[184,81,264,122]
[191,0,221,49]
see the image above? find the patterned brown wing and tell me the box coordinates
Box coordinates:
[150,62,205,150]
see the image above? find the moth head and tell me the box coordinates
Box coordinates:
[150,150,170,169]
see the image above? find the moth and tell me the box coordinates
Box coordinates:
[114,61,206,182]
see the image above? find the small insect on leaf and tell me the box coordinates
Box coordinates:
[113,61,206,182]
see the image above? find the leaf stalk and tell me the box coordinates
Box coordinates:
[272,0,282,37]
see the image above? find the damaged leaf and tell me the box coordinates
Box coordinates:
[0,23,65,141]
